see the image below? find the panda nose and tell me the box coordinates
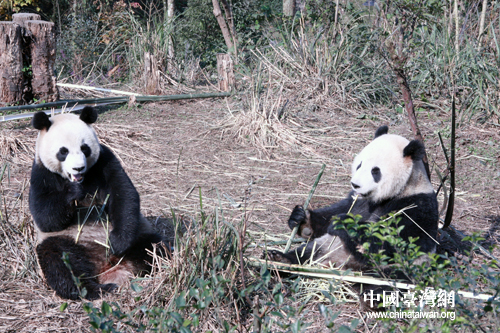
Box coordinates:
[73,166,85,172]
[351,182,360,189]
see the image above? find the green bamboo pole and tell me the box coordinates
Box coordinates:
[0,92,231,113]
[283,163,326,253]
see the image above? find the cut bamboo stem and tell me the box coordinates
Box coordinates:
[250,258,493,301]
[283,163,326,253]
[57,83,141,96]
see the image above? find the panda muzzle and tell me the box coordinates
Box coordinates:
[70,173,84,183]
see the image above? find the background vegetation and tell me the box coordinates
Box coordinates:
[1,0,499,331]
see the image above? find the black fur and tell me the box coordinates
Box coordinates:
[30,145,146,256]
[274,190,438,266]
[32,112,52,130]
[37,236,117,300]
[30,113,166,299]
[287,205,307,229]
[403,139,426,161]
[374,125,388,138]
[79,106,98,124]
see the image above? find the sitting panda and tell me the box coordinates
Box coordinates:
[29,107,166,300]
[267,126,439,271]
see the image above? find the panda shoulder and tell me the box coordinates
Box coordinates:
[385,192,437,215]
[91,144,121,170]
[31,160,61,186]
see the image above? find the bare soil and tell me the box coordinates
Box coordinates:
[0,97,499,332]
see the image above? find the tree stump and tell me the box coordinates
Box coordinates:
[0,22,23,104]
[216,53,235,92]
[25,20,58,102]
[144,52,161,95]
[12,13,42,26]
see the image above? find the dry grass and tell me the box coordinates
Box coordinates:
[0,92,499,331]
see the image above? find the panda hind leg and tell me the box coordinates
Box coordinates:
[37,236,117,300]
[122,232,172,272]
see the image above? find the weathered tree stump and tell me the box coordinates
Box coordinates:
[144,52,161,95]
[216,53,235,92]
[12,13,42,26]
[25,20,58,102]
[0,22,23,104]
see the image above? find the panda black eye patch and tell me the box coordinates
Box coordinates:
[371,167,381,183]
[56,147,69,161]
[81,144,91,157]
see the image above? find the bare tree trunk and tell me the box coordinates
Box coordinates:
[144,52,161,95]
[217,53,235,92]
[25,20,59,102]
[283,0,295,16]
[454,0,459,54]
[0,22,23,104]
[167,0,175,72]
[220,0,237,58]
[212,0,234,53]
[387,41,431,180]
[479,0,488,43]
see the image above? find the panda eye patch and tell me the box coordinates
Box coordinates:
[371,167,381,183]
[56,147,69,162]
[81,144,91,157]
[356,162,362,170]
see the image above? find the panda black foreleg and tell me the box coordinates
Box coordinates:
[37,236,117,300]
[266,244,315,265]
[289,195,355,239]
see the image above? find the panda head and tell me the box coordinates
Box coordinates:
[32,107,100,183]
[350,125,428,203]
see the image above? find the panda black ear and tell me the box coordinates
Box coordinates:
[80,106,98,124]
[32,111,51,130]
[403,140,426,161]
[374,125,389,139]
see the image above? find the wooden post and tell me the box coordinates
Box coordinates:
[25,20,59,102]
[283,0,295,16]
[144,52,161,95]
[0,22,23,104]
[216,53,235,92]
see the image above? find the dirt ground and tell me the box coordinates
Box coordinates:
[0,96,499,332]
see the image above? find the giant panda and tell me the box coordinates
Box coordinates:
[29,107,166,300]
[267,126,439,272]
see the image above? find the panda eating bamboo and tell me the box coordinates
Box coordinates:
[268,126,439,270]
[29,107,166,300]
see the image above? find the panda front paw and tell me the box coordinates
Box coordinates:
[66,182,85,203]
[263,250,292,264]
[288,205,306,229]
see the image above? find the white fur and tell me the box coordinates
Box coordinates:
[351,134,423,203]
[36,114,100,182]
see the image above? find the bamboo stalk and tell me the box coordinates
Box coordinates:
[57,83,141,96]
[442,97,456,229]
[283,164,326,253]
[249,258,493,301]
[0,92,231,122]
